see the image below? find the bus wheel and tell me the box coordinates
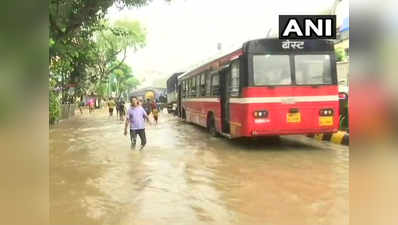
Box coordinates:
[207,115,218,137]
[269,135,281,143]
[182,109,186,121]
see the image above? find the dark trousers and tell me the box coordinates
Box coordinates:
[130,129,146,146]
[119,109,125,118]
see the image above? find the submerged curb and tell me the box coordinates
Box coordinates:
[307,131,349,146]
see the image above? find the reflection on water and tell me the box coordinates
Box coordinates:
[50,110,348,225]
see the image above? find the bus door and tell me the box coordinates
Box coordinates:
[177,84,182,117]
[219,66,231,134]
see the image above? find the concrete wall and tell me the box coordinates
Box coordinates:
[337,61,349,83]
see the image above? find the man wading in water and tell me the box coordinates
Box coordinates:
[124,96,150,150]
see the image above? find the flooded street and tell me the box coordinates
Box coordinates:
[50,109,348,225]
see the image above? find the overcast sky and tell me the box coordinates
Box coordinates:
[107,0,336,87]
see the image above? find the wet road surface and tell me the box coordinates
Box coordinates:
[50,109,348,225]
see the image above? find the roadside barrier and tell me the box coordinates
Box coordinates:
[307,131,349,146]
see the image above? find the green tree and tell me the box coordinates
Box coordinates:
[335,47,346,62]
[49,0,148,43]
[108,62,140,97]
[95,19,146,82]
[49,19,146,103]
[49,80,61,124]
[49,0,150,103]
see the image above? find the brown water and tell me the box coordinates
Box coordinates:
[50,109,348,225]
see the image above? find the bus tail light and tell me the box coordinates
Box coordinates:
[319,108,334,116]
[253,110,268,118]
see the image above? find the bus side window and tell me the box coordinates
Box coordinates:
[188,79,192,97]
[191,77,197,97]
[200,73,206,96]
[211,74,220,96]
[206,72,212,96]
[196,75,200,97]
[230,61,240,96]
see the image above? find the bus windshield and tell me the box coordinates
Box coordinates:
[295,55,332,85]
[253,54,333,86]
[253,55,291,86]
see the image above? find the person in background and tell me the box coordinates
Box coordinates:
[118,99,126,121]
[89,98,95,113]
[143,98,152,116]
[151,100,159,124]
[77,98,84,114]
[115,98,120,119]
[124,96,150,150]
[107,97,115,117]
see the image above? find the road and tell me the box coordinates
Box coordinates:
[50,109,348,225]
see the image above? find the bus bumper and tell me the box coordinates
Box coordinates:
[250,128,339,137]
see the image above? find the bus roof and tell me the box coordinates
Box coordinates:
[178,48,242,80]
[167,72,184,83]
[243,38,335,53]
[178,38,334,80]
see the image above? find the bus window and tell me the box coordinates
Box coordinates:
[191,77,197,97]
[230,61,240,96]
[188,79,192,97]
[182,80,186,98]
[196,75,200,97]
[211,74,220,96]
[295,55,332,85]
[206,72,212,96]
[253,55,291,86]
[200,73,206,96]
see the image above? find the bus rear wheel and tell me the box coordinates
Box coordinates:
[182,109,186,121]
[207,115,218,137]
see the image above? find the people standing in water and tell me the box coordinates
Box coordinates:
[115,98,120,119]
[124,96,150,150]
[88,98,95,114]
[107,97,115,117]
[143,98,152,116]
[118,99,126,121]
[77,98,84,114]
[151,100,159,124]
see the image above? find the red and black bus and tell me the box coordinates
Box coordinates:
[176,38,339,138]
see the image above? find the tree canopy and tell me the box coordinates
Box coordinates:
[49,0,148,103]
[49,0,148,43]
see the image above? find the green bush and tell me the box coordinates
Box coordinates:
[335,48,346,62]
[49,90,60,124]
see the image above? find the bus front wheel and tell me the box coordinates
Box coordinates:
[207,115,218,137]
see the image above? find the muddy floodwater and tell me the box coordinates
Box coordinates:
[50,109,348,225]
